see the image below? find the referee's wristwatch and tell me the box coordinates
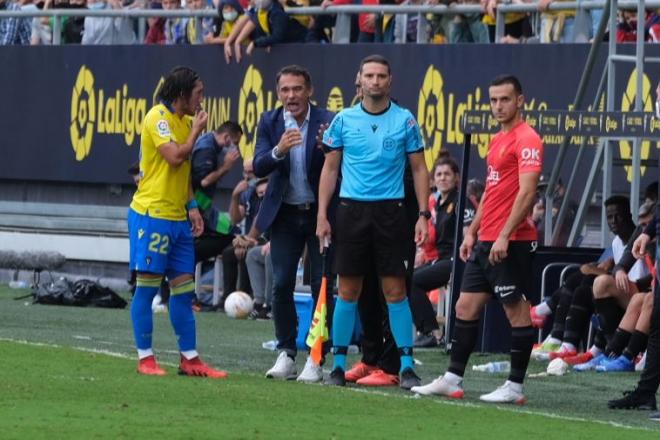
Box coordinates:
[419,210,431,220]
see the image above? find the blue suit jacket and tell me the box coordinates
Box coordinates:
[253,104,335,233]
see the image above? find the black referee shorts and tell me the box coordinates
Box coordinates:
[333,198,409,278]
[461,240,536,304]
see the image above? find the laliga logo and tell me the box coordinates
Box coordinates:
[238,65,265,160]
[620,69,653,182]
[70,66,96,161]
[417,65,445,170]
[69,65,148,161]
[326,87,344,113]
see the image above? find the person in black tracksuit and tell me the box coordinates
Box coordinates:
[608,200,660,415]
[409,154,462,348]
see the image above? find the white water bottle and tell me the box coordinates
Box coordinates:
[262,340,278,351]
[283,110,298,131]
[472,361,510,373]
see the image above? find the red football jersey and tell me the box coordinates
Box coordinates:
[479,121,543,241]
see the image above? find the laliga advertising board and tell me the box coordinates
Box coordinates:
[1,44,658,195]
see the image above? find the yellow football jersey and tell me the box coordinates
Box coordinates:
[130,103,193,221]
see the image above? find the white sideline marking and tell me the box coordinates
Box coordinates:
[345,387,650,432]
[0,337,653,432]
[0,337,178,367]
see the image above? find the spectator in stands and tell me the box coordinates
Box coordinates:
[223,0,254,62]
[145,1,166,44]
[185,0,206,43]
[191,121,243,263]
[482,0,530,43]
[162,0,187,44]
[322,0,378,42]
[244,0,307,56]
[448,0,488,43]
[82,0,137,44]
[537,0,576,43]
[0,0,32,45]
[387,0,440,43]
[616,8,660,43]
[61,0,86,43]
[25,0,52,44]
[205,0,244,44]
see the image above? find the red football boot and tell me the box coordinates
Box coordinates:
[137,355,166,376]
[345,361,378,383]
[179,356,228,379]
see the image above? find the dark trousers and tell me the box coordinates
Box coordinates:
[410,258,452,334]
[357,187,418,374]
[638,254,660,395]
[194,232,234,263]
[270,204,330,355]
[359,266,399,374]
[222,245,252,296]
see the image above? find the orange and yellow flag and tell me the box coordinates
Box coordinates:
[306,276,329,364]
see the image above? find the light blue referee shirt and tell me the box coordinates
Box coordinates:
[323,101,424,201]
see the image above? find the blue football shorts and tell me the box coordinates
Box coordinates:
[128,208,195,278]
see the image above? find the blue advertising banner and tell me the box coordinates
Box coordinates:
[1,44,658,191]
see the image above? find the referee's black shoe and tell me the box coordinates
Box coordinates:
[607,389,657,410]
[400,368,421,390]
[325,368,346,386]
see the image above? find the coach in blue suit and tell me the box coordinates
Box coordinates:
[253,65,334,383]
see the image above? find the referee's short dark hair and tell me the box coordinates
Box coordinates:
[157,66,200,103]
[276,65,312,88]
[490,74,523,95]
[359,54,391,75]
[214,120,243,137]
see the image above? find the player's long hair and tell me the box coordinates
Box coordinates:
[157,66,200,104]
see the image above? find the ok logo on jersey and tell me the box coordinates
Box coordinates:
[520,147,541,167]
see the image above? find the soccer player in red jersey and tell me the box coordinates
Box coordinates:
[412,75,543,404]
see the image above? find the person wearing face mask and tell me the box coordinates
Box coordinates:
[81,0,136,44]
[616,9,660,43]
[244,0,307,56]
[191,121,244,264]
[204,0,244,44]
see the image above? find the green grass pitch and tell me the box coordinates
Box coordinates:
[0,285,658,439]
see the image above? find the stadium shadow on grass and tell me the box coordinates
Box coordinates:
[0,285,658,438]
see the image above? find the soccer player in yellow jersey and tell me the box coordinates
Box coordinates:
[128,66,227,378]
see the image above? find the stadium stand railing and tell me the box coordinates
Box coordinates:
[0,0,651,45]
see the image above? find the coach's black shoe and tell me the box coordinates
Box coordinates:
[414,333,441,348]
[650,411,660,421]
[400,368,421,390]
[607,389,657,410]
[325,368,346,386]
